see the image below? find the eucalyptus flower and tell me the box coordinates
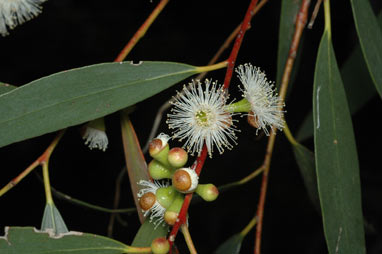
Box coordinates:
[231,63,285,135]
[137,180,173,227]
[82,118,108,151]
[167,79,238,157]
[0,0,46,36]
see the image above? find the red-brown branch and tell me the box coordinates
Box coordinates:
[254,1,311,253]
[168,0,259,252]
[114,0,170,62]
[223,0,259,89]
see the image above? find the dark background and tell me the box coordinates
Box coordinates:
[1,0,382,253]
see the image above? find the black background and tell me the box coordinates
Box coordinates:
[1,0,382,253]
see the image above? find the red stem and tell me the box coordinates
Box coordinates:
[168,0,259,252]
[254,0,311,253]
[223,0,259,89]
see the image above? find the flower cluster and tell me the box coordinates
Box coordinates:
[166,63,285,157]
[137,134,219,227]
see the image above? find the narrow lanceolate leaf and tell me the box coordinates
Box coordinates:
[313,31,365,253]
[0,83,16,94]
[0,227,132,254]
[120,110,150,223]
[41,203,69,236]
[296,28,377,142]
[292,143,320,213]
[350,0,382,98]
[276,0,302,87]
[214,234,244,254]
[132,220,168,247]
[0,61,200,148]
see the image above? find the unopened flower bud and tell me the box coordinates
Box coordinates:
[149,160,173,180]
[195,183,219,201]
[139,192,156,211]
[156,186,176,209]
[151,237,170,254]
[172,167,198,193]
[167,147,188,168]
[149,133,171,167]
[164,193,184,225]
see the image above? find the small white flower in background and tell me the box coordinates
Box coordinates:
[236,63,285,135]
[82,118,108,151]
[167,79,238,157]
[137,180,168,226]
[0,0,47,36]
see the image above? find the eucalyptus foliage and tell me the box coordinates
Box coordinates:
[1,1,381,253]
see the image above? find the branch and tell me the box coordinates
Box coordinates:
[0,130,65,197]
[254,1,311,253]
[114,0,170,62]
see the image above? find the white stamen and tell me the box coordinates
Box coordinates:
[82,127,108,151]
[236,63,285,135]
[137,180,169,228]
[167,79,238,157]
[0,0,47,36]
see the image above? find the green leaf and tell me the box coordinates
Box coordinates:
[296,11,381,142]
[132,220,168,247]
[214,234,244,254]
[0,83,16,95]
[120,111,150,223]
[296,31,377,142]
[41,203,69,236]
[350,0,382,98]
[0,61,200,148]
[276,0,303,93]
[292,143,320,213]
[313,30,365,253]
[0,227,131,254]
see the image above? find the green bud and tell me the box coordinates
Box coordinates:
[195,183,219,202]
[156,186,176,209]
[164,192,184,225]
[149,134,171,167]
[167,147,188,168]
[151,237,170,254]
[148,160,173,180]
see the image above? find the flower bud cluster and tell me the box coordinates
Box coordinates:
[138,133,219,228]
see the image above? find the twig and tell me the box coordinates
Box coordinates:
[168,1,260,252]
[254,1,311,253]
[181,224,198,254]
[308,0,323,29]
[114,0,170,62]
[141,0,269,154]
[240,214,257,237]
[223,0,260,89]
[218,166,264,193]
[108,168,127,237]
[0,130,65,197]
[34,172,136,214]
